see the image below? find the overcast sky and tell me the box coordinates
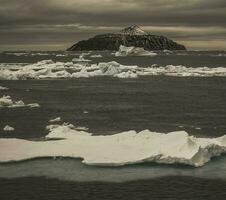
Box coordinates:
[0,0,226,50]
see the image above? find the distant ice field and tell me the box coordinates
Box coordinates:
[1,50,226,68]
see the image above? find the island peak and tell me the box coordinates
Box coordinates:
[118,25,148,35]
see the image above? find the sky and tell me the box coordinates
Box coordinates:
[0,0,226,51]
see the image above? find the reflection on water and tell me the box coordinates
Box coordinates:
[1,156,226,182]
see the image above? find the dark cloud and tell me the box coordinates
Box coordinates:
[0,0,226,50]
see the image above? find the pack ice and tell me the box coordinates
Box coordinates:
[0,123,226,167]
[1,59,226,80]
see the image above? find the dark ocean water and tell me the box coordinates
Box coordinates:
[1,176,226,200]
[1,50,226,199]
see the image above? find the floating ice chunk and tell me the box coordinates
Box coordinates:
[163,49,173,54]
[83,110,89,114]
[72,53,91,62]
[1,124,226,167]
[0,86,8,90]
[56,54,66,57]
[3,125,15,132]
[115,45,157,57]
[0,95,40,108]
[27,103,40,108]
[49,117,62,123]
[90,54,103,58]
[0,95,14,107]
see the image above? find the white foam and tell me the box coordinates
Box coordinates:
[0,123,226,167]
[3,125,15,132]
[115,45,157,57]
[0,95,40,108]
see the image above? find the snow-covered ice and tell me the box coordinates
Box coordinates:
[115,45,157,57]
[1,123,226,167]
[0,95,40,108]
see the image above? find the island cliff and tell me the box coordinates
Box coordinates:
[67,25,186,51]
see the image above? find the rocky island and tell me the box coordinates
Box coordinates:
[67,25,186,51]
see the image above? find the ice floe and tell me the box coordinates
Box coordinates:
[3,125,15,132]
[0,95,40,108]
[115,45,157,57]
[1,123,226,167]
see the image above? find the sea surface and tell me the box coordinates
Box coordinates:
[1,50,226,199]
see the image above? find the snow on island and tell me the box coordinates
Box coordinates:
[115,45,157,57]
[0,95,40,108]
[0,123,226,167]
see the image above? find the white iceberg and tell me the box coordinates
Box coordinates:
[1,123,226,167]
[3,125,15,132]
[0,95,40,108]
[115,45,157,57]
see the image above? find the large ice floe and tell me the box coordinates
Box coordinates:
[115,45,157,57]
[1,123,226,167]
[1,59,226,80]
[0,95,40,108]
